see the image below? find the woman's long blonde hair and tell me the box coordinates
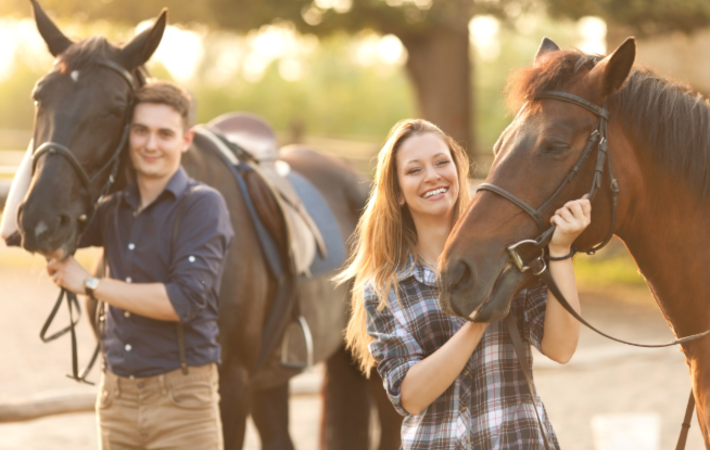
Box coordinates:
[335,119,471,374]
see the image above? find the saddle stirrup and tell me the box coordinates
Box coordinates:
[280,315,314,370]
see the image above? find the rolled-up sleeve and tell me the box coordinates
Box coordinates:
[165,188,234,323]
[521,280,548,352]
[364,283,425,416]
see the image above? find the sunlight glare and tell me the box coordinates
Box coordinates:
[0,20,19,82]
[378,35,406,65]
[353,33,406,68]
[315,0,353,13]
[136,22,204,83]
[279,58,303,82]
[204,35,245,86]
[577,16,607,55]
[469,15,500,61]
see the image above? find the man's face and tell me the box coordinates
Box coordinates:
[129,102,192,181]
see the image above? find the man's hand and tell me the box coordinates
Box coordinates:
[549,195,592,257]
[46,256,91,295]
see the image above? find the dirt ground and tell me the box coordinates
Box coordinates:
[0,242,705,449]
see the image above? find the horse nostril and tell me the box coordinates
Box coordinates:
[57,213,72,231]
[450,258,473,293]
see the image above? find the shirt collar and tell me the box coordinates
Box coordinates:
[396,253,438,287]
[121,166,189,210]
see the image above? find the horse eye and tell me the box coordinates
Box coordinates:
[102,107,123,119]
[544,143,569,154]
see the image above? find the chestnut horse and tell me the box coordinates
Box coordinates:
[16,2,402,449]
[439,37,710,446]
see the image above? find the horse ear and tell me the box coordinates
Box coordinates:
[30,0,73,57]
[118,9,168,69]
[587,37,636,98]
[534,37,560,66]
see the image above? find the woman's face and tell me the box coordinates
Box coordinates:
[395,132,459,223]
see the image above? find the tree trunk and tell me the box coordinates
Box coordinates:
[400,25,474,160]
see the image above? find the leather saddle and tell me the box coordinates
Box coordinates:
[197,113,327,277]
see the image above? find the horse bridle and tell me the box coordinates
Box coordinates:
[477,90,706,449]
[33,59,136,385]
[31,59,135,229]
[478,90,618,276]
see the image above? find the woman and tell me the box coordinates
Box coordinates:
[337,119,589,449]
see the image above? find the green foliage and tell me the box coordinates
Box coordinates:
[4,0,533,38]
[573,252,647,289]
[547,0,710,36]
[190,35,414,137]
[0,63,36,131]
[0,27,414,139]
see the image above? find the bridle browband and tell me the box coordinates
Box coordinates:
[33,59,136,385]
[477,90,705,450]
[31,60,135,229]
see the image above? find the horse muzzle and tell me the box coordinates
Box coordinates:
[17,201,77,258]
[439,253,527,323]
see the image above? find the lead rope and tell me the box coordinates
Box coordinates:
[676,391,695,450]
[504,314,554,450]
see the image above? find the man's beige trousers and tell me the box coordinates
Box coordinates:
[96,363,223,450]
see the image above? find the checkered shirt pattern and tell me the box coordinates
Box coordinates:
[365,256,560,450]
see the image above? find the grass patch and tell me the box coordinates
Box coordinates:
[573,251,646,290]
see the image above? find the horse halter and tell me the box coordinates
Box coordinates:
[30,60,135,228]
[477,90,619,276]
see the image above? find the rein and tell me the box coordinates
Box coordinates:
[35,59,136,384]
[478,90,704,448]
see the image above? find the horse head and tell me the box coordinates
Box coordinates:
[16,0,166,259]
[438,37,638,322]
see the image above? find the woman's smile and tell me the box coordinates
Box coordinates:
[421,186,449,200]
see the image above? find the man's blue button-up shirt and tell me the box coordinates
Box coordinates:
[80,166,234,378]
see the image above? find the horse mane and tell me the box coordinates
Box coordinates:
[506,48,710,199]
[56,36,119,74]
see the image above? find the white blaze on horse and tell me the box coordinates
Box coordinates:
[9,1,403,449]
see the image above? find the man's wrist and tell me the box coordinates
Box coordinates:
[84,277,101,299]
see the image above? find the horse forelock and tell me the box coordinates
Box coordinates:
[504,49,601,114]
[506,49,710,201]
[56,36,118,74]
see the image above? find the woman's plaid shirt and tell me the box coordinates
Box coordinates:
[365,256,560,450]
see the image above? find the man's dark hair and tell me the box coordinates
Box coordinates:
[134,81,192,131]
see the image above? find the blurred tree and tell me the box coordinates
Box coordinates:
[1,0,538,160]
[546,0,710,48]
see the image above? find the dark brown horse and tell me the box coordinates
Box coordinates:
[16,2,401,449]
[439,37,710,446]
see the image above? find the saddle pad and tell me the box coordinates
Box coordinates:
[286,171,346,278]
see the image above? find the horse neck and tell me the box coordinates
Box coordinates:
[616,152,710,341]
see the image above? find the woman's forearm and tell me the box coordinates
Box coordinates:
[400,321,488,415]
[540,251,581,363]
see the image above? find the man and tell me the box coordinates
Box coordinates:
[47,81,233,449]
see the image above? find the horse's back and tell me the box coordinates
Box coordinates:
[280,145,369,240]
